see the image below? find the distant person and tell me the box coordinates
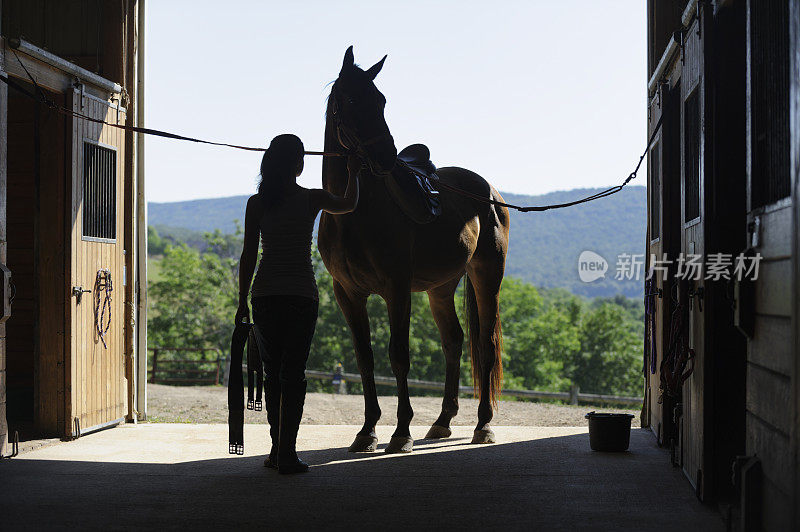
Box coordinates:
[236,134,360,474]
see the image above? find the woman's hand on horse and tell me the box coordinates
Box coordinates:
[235,301,250,325]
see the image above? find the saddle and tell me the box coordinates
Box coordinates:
[386,144,442,224]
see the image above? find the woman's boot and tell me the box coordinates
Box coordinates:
[278,380,309,474]
[263,376,281,469]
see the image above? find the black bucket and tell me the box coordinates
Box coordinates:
[585,412,635,452]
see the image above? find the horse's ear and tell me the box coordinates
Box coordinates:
[341,46,354,73]
[365,55,387,80]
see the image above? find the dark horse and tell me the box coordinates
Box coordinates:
[318,47,510,453]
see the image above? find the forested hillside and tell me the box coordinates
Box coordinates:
[149,185,646,297]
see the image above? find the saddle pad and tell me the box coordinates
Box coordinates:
[386,144,442,224]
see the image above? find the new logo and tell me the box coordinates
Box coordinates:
[578,251,608,283]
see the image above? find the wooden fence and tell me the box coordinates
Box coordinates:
[149,349,643,406]
[305,368,644,407]
[148,347,223,385]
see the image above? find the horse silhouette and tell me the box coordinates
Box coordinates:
[318,47,510,453]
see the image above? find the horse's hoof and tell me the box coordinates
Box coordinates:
[424,425,452,439]
[471,428,496,444]
[348,433,379,453]
[384,435,414,454]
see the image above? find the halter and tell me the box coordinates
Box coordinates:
[330,85,393,159]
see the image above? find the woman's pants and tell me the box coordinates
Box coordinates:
[251,295,318,456]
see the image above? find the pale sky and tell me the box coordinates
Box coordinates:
[145,1,646,203]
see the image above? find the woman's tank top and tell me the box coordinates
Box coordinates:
[251,188,319,300]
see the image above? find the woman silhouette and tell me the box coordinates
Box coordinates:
[236,134,360,474]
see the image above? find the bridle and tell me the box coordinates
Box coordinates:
[330,84,393,160]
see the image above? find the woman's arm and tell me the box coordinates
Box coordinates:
[235,195,261,323]
[311,156,361,214]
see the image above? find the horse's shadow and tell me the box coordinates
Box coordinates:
[289,436,472,467]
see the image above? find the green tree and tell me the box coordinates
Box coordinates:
[147,225,646,398]
[147,240,238,353]
[147,226,167,256]
[569,302,642,396]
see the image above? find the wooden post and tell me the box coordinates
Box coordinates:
[149,349,158,384]
[569,383,580,405]
[222,355,231,387]
[215,353,221,386]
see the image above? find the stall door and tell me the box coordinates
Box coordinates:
[67,88,127,436]
[679,12,707,498]
[645,105,664,441]
[645,78,683,449]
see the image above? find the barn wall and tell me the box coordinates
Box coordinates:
[744,0,797,528]
[791,0,800,524]
[6,89,36,433]
[34,89,66,435]
[648,0,687,75]
[0,0,125,84]
[707,2,748,502]
[0,39,8,457]
[0,1,136,440]
[647,1,792,521]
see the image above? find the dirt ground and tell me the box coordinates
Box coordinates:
[147,383,641,427]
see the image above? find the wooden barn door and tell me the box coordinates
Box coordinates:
[646,78,683,449]
[67,88,127,436]
[645,100,664,441]
[679,10,708,498]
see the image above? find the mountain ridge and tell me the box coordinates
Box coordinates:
[149,185,646,297]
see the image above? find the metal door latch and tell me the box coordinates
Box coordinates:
[72,286,91,304]
[688,284,704,312]
[1,264,12,324]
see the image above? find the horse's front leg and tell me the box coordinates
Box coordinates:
[333,281,381,452]
[384,288,414,453]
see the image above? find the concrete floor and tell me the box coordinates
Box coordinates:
[1,424,723,531]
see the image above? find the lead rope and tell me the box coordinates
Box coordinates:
[659,284,694,402]
[7,46,661,213]
[404,114,663,213]
[2,49,342,157]
[94,269,113,349]
[644,277,660,375]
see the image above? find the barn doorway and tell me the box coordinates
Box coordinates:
[5,80,68,441]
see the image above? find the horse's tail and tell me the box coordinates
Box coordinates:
[464,274,503,406]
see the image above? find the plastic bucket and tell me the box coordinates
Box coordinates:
[585,411,635,452]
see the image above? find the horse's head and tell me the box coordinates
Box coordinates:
[330,46,397,175]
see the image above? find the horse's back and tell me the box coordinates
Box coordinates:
[409,167,509,291]
[434,166,510,235]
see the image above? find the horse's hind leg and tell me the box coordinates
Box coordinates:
[467,264,505,444]
[333,281,381,452]
[425,278,464,439]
